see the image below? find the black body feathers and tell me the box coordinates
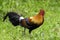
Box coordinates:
[3,12,21,26]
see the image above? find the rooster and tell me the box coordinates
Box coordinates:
[3,9,45,34]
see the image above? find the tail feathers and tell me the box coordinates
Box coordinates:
[3,13,9,22]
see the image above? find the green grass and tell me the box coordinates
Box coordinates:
[0,0,60,40]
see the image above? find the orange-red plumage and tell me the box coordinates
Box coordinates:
[20,9,45,34]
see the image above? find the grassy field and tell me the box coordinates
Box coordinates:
[0,0,60,40]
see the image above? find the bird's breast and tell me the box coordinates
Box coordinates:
[30,16,44,24]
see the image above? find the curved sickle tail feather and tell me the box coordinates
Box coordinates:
[3,13,9,22]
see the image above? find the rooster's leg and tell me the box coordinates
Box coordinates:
[24,28,26,35]
[29,29,32,38]
[29,29,32,34]
[22,28,26,36]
